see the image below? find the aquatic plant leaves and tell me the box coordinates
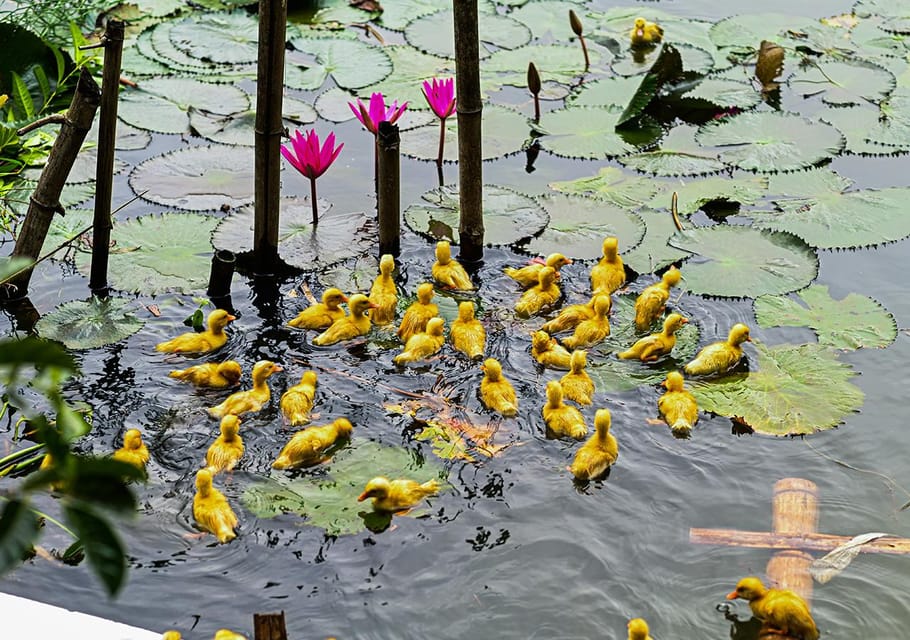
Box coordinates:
[361,45,455,106]
[318,254,379,293]
[483,44,605,95]
[510,1,587,41]
[36,297,145,350]
[817,106,907,155]
[710,13,810,51]
[400,104,530,162]
[404,10,530,59]
[616,44,684,126]
[118,78,250,135]
[286,36,392,90]
[612,43,715,78]
[618,126,725,176]
[864,89,910,148]
[690,342,864,436]
[621,207,692,275]
[754,285,896,350]
[378,0,496,31]
[0,256,33,284]
[39,208,92,259]
[789,60,895,106]
[536,106,661,159]
[168,12,260,64]
[648,175,769,217]
[405,184,547,246]
[680,77,762,110]
[549,166,661,210]
[189,96,317,146]
[568,76,644,109]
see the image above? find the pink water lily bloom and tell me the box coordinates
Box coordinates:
[348,92,408,134]
[422,78,456,120]
[281,129,343,224]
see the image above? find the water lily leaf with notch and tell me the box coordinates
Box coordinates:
[679,77,762,110]
[536,106,661,159]
[619,126,725,176]
[851,17,910,59]
[789,60,895,106]
[74,213,219,295]
[286,36,392,91]
[133,0,185,17]
[549,166,661,210]
[400,104,530,162]
[360,45,455,106]
[754,284,896,350]
[483,44,607,95]
[39,208,92,259]
[647,175,769,216]
[133,24,214,76]
[510,1,587,42]
[36,297,145,350]
[710,13,812,52]
[864,89,910,148]
[319,254,379,294]
[818,106,908,155]
[782,24,858,59]
[404,9,530,59]
[168,12,260,65]
[404,184,548,246]
[568,76,645,109]
[189,96,317,146]
[695,111,845,173]
[622,207,692,275]
[118,78,250,135]
[312,3,378,25]
[379,0,496,32]
[612,43,714,78]
[690,342,863,436]
[669,226,818,298]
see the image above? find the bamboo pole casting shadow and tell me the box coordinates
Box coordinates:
[377,121,400,257]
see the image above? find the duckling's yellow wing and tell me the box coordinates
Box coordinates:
[684,343,742,376]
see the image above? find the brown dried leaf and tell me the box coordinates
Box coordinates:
[756,40,784,92]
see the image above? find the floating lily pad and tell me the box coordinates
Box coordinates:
[39,208,93,258]
[168,12,260,65]
[35,297,145,350]
[360,45,455,106]
[690,342,864,436]
[378,0,496,31]
[695,111,845,173]
[400,104,530,162]
[864,89,910,148]
[134,0,185,17]
[86,117,151,152]
[483,44,606,95]
[680,77,762,109]
[129,145,255,211]
[536,106,661,159]
[710,13,810,51]
[619,126,725,176]
[612,43,715,77]
[647,175,769,216]
[314,87,357,123]
[318,254,379,294]
[789,60,895,106]
[118,78,250,135]
[622,207,692,275]
[286,36,392,91]
[568,76,645,109]
[404,9,530,59]
[136,23,218,75]
[510,1,586,41]
[549,166,662,209]
[189,96,317,146]
[668,226,818,298]
[818,106,906,155]
[754,285,896,350]
[404,184,548,246]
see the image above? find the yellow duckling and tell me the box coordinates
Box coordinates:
[658,371,698,437]
[394,317,445,365]
[619,313,688,362]
[504,253,572,289]
[630,17,663,46]
[313,294,377,346]
[397,282,439,343]
[480,357,518,417]
[560,350,595,405]
[570,408,618,480]
[168,360,242,388]
[369,254,398,325]
[272,417,353,469]
[205,415,244,474]
[213,631,248,640]
[726,577,819,640]
[515,266,561,318]
[357,476,441,512]
[684,323,751,377]
[193,468,238,543]
[162,632,182,640]
[561,294,611,350]
[450,301,486,359]
[627,618,654,640]
[541,295,597,335]
[590,237,625,296]
[542,380,587,440]
[208,360,283,419]
[112,428,150,472]
[432,240,474,290]
[155,309,235,354]
[531,330,572,370]
[288,288,348,330]
[279,370,318,426]
[634,266,682,332]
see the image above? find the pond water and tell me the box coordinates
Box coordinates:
[3,0,910,638]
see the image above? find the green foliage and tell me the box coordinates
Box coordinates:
[35,297,146,350]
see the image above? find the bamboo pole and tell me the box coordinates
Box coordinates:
[89,19,125,297]
[207,249,236,298]
[767,478,818,602]
[376,121,400,257]
[253,611,288,640]
[688,528,910,555]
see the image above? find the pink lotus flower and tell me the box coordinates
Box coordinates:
[422,78,456,120]
[348,93,408,135]
[281,129,343,224]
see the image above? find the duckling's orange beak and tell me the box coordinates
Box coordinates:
[745,336,752,342]
[681,317,689,323]
[272,364,284,372]
[368,302,380,309]
[341,294,349,302]
[725,590,739,600]
[357,491,369,502]
[564,258,573,265]
[226,314,237,322]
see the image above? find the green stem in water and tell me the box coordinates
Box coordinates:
[0,443,45,470]
[436,118,446,170]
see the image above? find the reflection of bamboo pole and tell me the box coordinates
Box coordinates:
[376,121,400,257]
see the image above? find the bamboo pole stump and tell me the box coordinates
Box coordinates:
[376,121,400,257]
[253,611,287,640]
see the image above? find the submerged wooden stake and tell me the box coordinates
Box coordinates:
[253,611,288,640]
[207,249,236,298]
[376,121,400,257]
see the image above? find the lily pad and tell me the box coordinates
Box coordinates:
[400,104,530,162]
[39,208,93,258]
[404,9,530,59]
[286,36,392,91]
[189,96,318,146]
[568,76,646,109]
[136,23,221,75]
[817,106,907,155]
[647,175,769,216]
[404,184,548,246]
[618,126,725,176]
[668,226,818,298]
[378,0,496,31]
[168,12,260,65]
[549,166,661,210]
[612,43,715,77]
[690,342,864,436]
[35,297,145,350]
[483,44,606,95]
[789,60,895,106]
[754,285,896,350]
[314,87,357,123]
[864,89,910,148]
[536,106,661,159]
[318,254,379,293]
[360,45,455,106]
[622,207,692,275]
[710,13,811,51]
[118,78,250,135]
[680,77,762,110]
[510,1,587,41]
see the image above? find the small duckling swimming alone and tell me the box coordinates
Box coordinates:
[590,237,625,296]
[450,301,486,359]
[272,417,354,469]
[155,309,235,354]
[480,357,518,417]
[560,350,595,405]
[542,380,587,440]
[168,360,242,388]
[541,295,597,335]
[684,323,751,377]
[570,408,618,480]
[398,283,439,343]
[634,266,682,332]
[280,370,318,426]
[432,240,474,290]
[369,254,397,326]
[627,618,654,640]
[213,631,248,640]
[561,294,611,350]
[532,330,573,370]
[208,360,283,419]
[205,415,244,474]
[658,371,698,437]
[726,577,819,640]
[112,428,150,472]
[630,17,663,46]
[515,266,561,319]
[504,253,572,289]
[618,313,688,362]
[394,317,446,365]
[313,294,378,346]
[193,468,238,543]
[357,476,440,512]
[288,287,348,330]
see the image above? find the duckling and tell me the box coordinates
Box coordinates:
[561,294,611,350]
[634,266,681,332]
[192,468,238,543]
[542,380,587,440]
[168,360,242,388]
[205,415,244,474]
[313,294,378,346]
[532,330,572,370]
[397,283,439,343]
[726,577,819,640]
[288,288,348,330]
[395,317,445,365]
[684,323,751,377]
[515,266,561,318]
[162,632,182,640]
[504,253,572,289]
[208,360,283,419]
[213,632,247,640]
[630,17,663,46]
[480,357,518,417]
[272,418,353,469]
[432,240,474,290]
[570,408,618,480]
[627,618,654,640]
[112,428,150,472]
[450,301,486,359]
[541,295,597,335]
[369,254,398,325]
[279,370,318,426]
[658,371,698,437]
[618,313,688,362]
[590,237,625,296]
[560,350,595,405]
[357,476,440,512]
[155,309,235,354]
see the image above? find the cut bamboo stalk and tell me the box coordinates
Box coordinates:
[688,528,910,555]
[768,478,818,602]
[376,121,400,257]
[207,249,236,298]
[253,611,288,640]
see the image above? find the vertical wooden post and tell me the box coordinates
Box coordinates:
[89,19,124,297]
[254,0,287,272]
[767,477,818,604]
[207,249,236,298]
[452,0,484,262]
[253,611,288,640]
[376,121,400,257]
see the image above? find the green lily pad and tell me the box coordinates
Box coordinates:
[817,106,907,155]
[314,87,357,123]
[404,184,548,246]
[536,106,661,159]
[783,23,858,59]
[483,44,606,95]
[618,126,725,176]
[39,208,93,259]
[695,111,845,173]
[616,44,684,126]
[168,12,260,64]
[35,297,145,350]
[710,13,811,51]
[789,60,895,106]
[311,3,378,24]
[286,36,392,91]
[74,213,219,295]
[549,166,662,210]
[524,194,646,259]
[622,207,692,275]
[318,254,379,294]
[668,226,818,298]
[378,0,497,31]
[690,342,864,436]
[680,77,762,109]
[864,89,910,148]
[135,23,217,75]
[189,96,318,146]
[754,284,896,350]
[510,1,587,41]
[134,0,185,17]
[646,175,769,216]
[360,45,455,106]
[400,104,530,162]
[568,76,646,109]
[404,9,530,59]
[129,145,255,211]
[612,43,715,77]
